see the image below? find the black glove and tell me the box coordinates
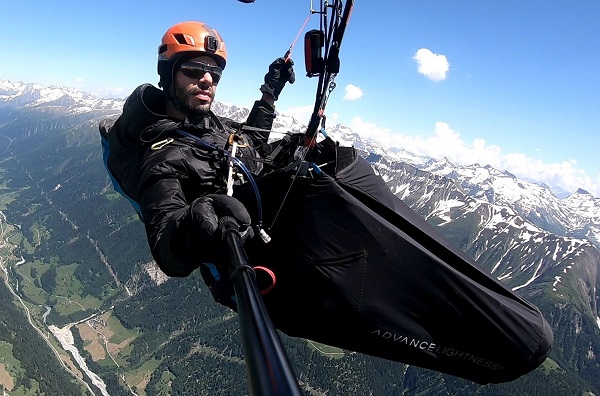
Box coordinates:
[191,194,252,310]
[259,57,295,101]
[190,194,254,245]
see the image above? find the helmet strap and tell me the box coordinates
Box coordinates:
[162,59,187,115]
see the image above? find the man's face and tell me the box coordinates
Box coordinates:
[173,55,219,116]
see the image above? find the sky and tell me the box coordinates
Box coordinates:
[1,0,599,197]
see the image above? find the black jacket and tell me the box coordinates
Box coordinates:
[112,84,276,276]
[104,87,554,385]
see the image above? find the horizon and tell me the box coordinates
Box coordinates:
[1,0,598,197]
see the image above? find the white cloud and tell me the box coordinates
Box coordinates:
[350,116,393,141]
[348,118,599,196]
[498,155,599,196]
[413,48,450,81]
[280,104,314,124]
[344,84,363,100]
[92,86,131,99]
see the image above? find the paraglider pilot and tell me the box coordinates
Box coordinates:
[103,21,294,284]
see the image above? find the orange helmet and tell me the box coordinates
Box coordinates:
[157,21,227,89]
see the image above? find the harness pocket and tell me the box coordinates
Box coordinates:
[309,249,368,313]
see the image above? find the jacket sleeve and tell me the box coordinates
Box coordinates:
[243,98,276,145]
[137,144,218,277]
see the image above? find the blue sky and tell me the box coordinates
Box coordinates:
[2,0,599,196]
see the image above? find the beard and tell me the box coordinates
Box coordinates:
[174,83,214,116]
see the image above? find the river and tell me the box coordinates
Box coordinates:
[0,210,110,396]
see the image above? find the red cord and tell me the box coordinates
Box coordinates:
[253,266,277,295]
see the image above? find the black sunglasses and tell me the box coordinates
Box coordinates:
[179,61,223,84]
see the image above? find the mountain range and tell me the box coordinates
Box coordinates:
[0,79,599,395]
[3,79,598,248]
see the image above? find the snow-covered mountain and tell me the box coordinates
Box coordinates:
[366,151,600,248]
[420,160,600,245]
[312,121,599,246]
[2,79,599,249]
[315,127,600,251]
[0,80,123,115]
